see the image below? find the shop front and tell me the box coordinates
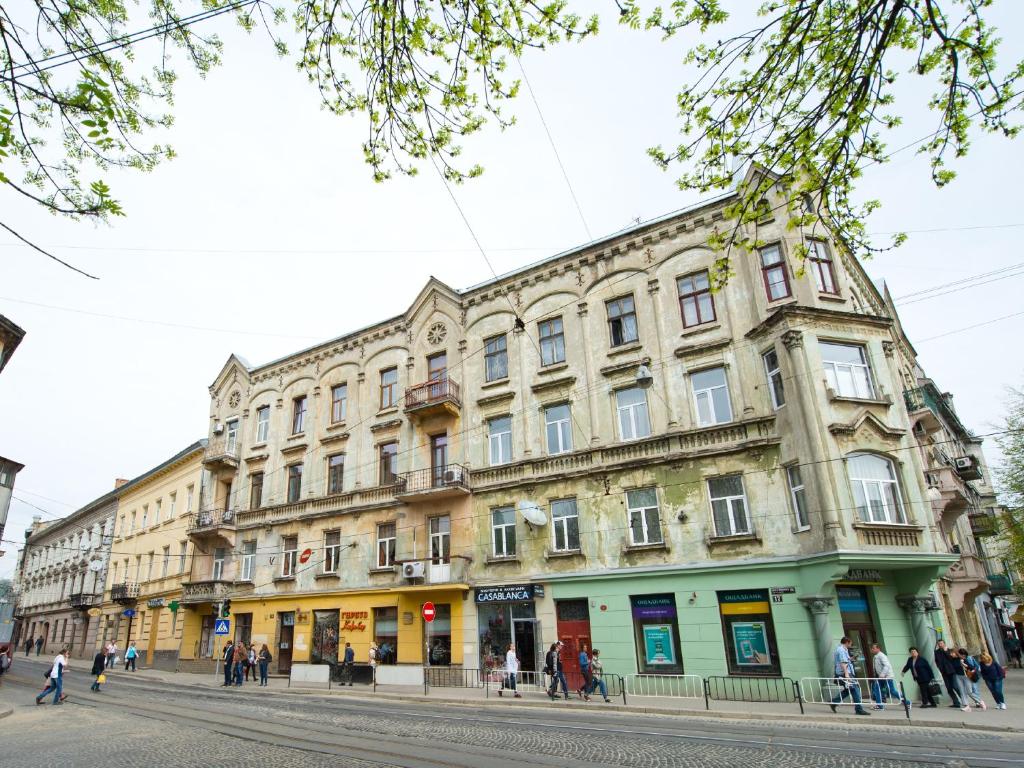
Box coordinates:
[476,584,543,675]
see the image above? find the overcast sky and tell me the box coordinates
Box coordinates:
[2,5,1023,578]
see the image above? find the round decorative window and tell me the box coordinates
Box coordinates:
[426,322,447,345]
[228,391,241,409]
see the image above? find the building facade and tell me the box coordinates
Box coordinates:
[99,441,206,671]
[0,313,26,549]
[189,168,1002,691]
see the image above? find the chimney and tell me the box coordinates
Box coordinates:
[114,478,129,489]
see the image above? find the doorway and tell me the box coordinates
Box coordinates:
[278,611,295,674]
[147,608,160,664]
[555,599,592,691]
[838,585,878,678]
[429,516,451,583]
[200,614,215,658]
[513,618,541,673]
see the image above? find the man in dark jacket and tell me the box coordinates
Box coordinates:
[933,640,962,707]
[901,647,937,707]
[90,650,107,692]
[221,641,234,687]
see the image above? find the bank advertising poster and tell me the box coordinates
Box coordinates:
[731,621,770,666]
[642,624,676,666]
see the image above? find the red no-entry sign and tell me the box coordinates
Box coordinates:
[422,601,436,623]
[299,548,312,564]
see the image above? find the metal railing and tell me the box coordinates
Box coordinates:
[405,377,461,410]
[704,675,803,713]
[424,666,485,693]
[111,582,139,603]
[188,508,236,533]
[180,579,233,604]
[397,464,470,494]
[625,674,705,701]
[800,677,911,719]
[68,592,102,611]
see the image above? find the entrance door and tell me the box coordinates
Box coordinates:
[555,599,592,691]
[200,614,215,658]
[513,618,540,673]
[429,516,451,583]
[431,434,448,486]
[838,585,878,679]
[278,612,295,674]
[147,608,160,664]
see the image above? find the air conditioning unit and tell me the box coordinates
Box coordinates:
[442,467,462,484]
[212,422,225,435]
[402,561,426,579]
[953,456,973,470]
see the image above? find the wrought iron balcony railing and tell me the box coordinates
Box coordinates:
[111,582,139,604]
[404,377,461,412]
[396,464,470,499]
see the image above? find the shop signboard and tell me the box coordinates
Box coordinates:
[475,584,535,603]
[631,595,677,620]
[642,624,677,666]
[731,621,771,666]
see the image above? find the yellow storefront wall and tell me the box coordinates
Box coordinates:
[213,587,466,666]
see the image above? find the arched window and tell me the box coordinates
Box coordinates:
[847,453,906,524]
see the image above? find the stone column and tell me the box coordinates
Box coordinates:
[897,594,936,662]
[799,595,836,677]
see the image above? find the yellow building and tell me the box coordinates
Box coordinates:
[99,441,205,670]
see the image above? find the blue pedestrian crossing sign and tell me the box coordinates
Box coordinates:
[214,619,231,635]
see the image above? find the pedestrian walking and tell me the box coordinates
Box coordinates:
[124,641,138,672]
[933,640,962,707]
[0,645,10,686]
[106,641,118,669]
[946,648,972,712]
[499,643,521,698]
[869,643,908,710]
[233,641,246,686]
[24,637,33,657]
[35,636,43,656]
[90,649,107,692]
[588,649,612,703]
[221,641,234,686]
[341,642,355,685]
[901,647,938,708]
[978,652,1007,710]
[958,648,986,709]
[829,637,869,715]
[577,646,592,701]
[258,644,272,687]
[1004,633,1022,669]
[545,641,569,701]
[246,644,258,682]
[36,647,69,706]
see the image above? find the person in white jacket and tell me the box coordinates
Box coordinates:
[870,643,908,710]
[499,643,521,698]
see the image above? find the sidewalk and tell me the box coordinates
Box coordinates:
[17,655,1022,732]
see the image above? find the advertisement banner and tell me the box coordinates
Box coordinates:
[642,624,676,666]
[731,621,770,666]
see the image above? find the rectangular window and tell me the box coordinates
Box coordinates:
[708,475,751,537]
[161,546,170,578]
[379,442,398,485]
[141,505,148,529]
[255,405,270,443]
[484,334,508,382]
[377,522,396,568]
[718,589,781,676]
[488,416,512,466]
[286,463,303,503]
[616,387,651,441]
[380,367,398,409]
[168,492,176,519]
[607,295,639,346]
[691,367,732,426]
[627,487,663,545]
[787,466,809,529]
[491,507,516,558]
[146,552,154,581]
[538,317,566,366]
[323,531,341,573]
[759,244,791,301]
[241,540,256,581]
[154,499,162,525]
[820,341,875,399]
[544,404,573,455]
[250,471,264,509]
[848,453,906,524]
[118,515,125,538]
[129,511,136,535]
[212,548,225,581]
[763,349,785,409]
[282,536,298,577]
[631,595,684,675]
[807,240,838,294]
[330,384,348,423]
[428,352,447,381]
[291,396,307,434]
[678,271,716,328]
[311,610,340,666]
[178,541,187,574]
[225,419,239,453]
[551,498,580,552]
[186,485,194,513]
[327,454,345,494]
[373,606,398,664]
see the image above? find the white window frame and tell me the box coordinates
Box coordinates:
[626,488,663,545]
[539,317,566,366]
[488,416,512,466]
[186,485,194,513]
[323,531,341,573]
[241,541,256,581]
[161,546,170,578]
[168,492,176,519]
[786,465,809,530]
[544,404,573,455]
[847,453,906,524]
[376,523,396,568]
[225,418,239,453]
[282,537,298,577]
[178,541,187,574]
[212,548,225,581]
[763,349,785,409]
[331,384,348,423]
[491,507,516,558]
[550,498,580,553]
[292,396,307,434]
[820,341,875,399]
[616,387,651,442]
[691,366,733,426]
[708,475,752,537]
[154,499,162,525]
[255,406,270,443]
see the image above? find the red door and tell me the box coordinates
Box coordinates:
[555,599,591,692]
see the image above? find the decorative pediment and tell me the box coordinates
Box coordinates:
[828,410,905,441]
[405,277,462,326]
[208,353,251,396]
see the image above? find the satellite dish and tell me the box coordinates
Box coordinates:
[87,559,105,573]
[517,500,547,527]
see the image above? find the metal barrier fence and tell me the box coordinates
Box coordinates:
[424,666,485,694]
[704,675,803,713]
[800,677,911,719]
[424,668,625,703]
[624,674,705,701]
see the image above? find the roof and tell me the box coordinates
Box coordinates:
[0,314,26,375]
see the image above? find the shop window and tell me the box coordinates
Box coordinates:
[311,609,340,666]
[478,599,538,674]
[630,595,684,674]
[426,604,452,666]
[373,607,398,664]
[717,589,781,676]
[235,613,253,647]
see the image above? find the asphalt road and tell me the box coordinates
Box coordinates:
[1,663,1021,768]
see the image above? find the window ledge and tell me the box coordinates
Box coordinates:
[280,442,307,455]
[622,541,669,554]
[233,579,253,585]
[314,572,341,580]
[818,293,845,303]
[376,406,399,417]
[485,555,521,565]
[369,566,397,575]
[545,549,584,560]
[852,522,922,532]
[792,525,812,534]
[606,341,643,358]
[680,321,721,338]
[481,377,510,390]
[765,297,797,308]
[273,575,296,583]
[706,532,761,547]
[828,392,893,406]
[537,362,569,376]
[287,432,306,441]
[251,441,268,450]
[326,421,348,431]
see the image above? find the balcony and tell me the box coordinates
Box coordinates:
[946,553,991,609]
[904,382,972,439]
[180,579,233,605]
[187,509,237,544]
[987,573,1014,596]
[68,592,101,611]
[395,464,471,502]
[111,582,140,605]
[233,483,401,528]
[203,436,240,472]
[404,378,461,419]
[951,454,983,482]
[926,466,972,533]
[969,509,998,537]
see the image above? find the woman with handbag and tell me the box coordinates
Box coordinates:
[901,646,938,708]
[958,648,987,709]
[499,643,521,698]
[90,649,107,692]
[978,652,1007,710]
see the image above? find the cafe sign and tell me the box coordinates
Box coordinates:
[475,584,536,603]
[341,610,368,632]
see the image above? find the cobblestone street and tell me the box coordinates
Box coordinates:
[2,663,1022,767]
